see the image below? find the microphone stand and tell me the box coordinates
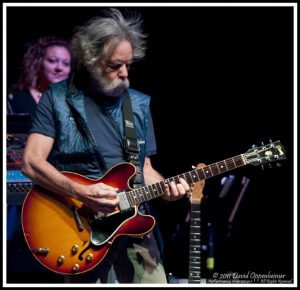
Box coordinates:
[226,176,250,238]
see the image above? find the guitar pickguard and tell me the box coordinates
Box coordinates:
[89,207,136,246]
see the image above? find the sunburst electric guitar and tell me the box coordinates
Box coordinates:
[21,141,286,275]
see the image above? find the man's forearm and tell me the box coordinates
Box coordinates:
[22,158,84,199]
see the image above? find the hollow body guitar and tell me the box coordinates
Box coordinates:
[21,141,286,275]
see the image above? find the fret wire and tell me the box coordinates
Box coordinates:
[213,162,220,174]
[235,155,245,166]
[130,190,137,205]
[189,244,201,248]
[158,181,165,195]
[194,169,201,181]
[234,156,241,166]
[144,187,151,200]
[145,185,151,197]
[154,183,162,196]
[152,184,158,197]
[224,159,229,171]
[217,161,227,172]
[191,170,199,182]
[135,188,142,203]
[178,173,187,184]
[177,175,182,183]
[204,166,212,177]
[210,163,219,175]
[202,168,207,178]
[126,191,133,206]
[189,258,201,261]
[149,184,155,198]
[136,188,143,203]
[191,212,200,217]
[148,185,154,199]
[190,240,201,249]
[156,182,163,196]
[226,158,236,170]
[187,172,193,183]
[143,186,151,200]
[198,168,205,180]
[151,183,160,197]
[232,156,237,167]
[137,189,143,204]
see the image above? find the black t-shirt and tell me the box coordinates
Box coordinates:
[30,91,157,170]
[7,88,37,115]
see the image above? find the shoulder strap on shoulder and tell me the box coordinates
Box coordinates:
[122,90,143,187]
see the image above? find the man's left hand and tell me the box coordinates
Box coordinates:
[162,178,190,201]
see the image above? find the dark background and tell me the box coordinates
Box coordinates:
[6,5,294,283]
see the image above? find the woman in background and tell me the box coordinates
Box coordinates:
[7,36,71,114]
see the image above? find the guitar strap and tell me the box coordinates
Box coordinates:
[122,90,143,188]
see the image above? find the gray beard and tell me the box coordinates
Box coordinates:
[90,69,130,97]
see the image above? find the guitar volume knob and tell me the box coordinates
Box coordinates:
[57,255,65,265]
[71,244,79,254]
[72,264,79,272]
[86,253,93,262]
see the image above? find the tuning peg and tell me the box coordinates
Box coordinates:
[261,141,265,146]
[276,162,282,168]
[252,144,257,148]
[268,163,273,169]
[261,164,265,171]
[192,165,196,169]
[269,139,273,143]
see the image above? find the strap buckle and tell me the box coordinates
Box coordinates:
[124,137,140,153]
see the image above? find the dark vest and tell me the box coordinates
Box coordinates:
[46,79,150,179]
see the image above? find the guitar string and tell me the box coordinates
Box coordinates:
[126,154,246,206]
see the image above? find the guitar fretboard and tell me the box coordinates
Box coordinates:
[188,201,201,283]
[125,154,245,206]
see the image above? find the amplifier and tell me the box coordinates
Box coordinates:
[7,170,33,205]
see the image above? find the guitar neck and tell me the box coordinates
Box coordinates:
[188,200,201,283]
[125,154,246,207]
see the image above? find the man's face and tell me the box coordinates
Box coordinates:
[92,39,132,97]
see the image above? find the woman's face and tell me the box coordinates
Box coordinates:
[40,45,71,85]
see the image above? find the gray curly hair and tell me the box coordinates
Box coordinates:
[71,8,147,72]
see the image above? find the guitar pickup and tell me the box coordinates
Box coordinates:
[118,191,131,211]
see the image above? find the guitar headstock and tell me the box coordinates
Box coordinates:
[189,163,206,203]
[244,140,286,166]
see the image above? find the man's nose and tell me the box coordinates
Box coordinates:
[118,64,128,78]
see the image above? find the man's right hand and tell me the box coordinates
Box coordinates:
[80,182,120,214]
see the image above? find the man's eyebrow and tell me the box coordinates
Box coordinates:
[109,59,133,64]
